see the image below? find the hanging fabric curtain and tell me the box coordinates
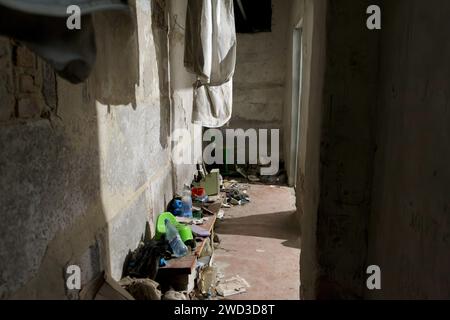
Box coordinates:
[184,0,237,128]
[0,0,128,84]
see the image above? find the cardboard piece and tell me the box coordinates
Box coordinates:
[79,272,135,300]
[216,275,250,297]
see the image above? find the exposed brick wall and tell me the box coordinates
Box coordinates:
[0,38,15,121]
[0,38,57,122]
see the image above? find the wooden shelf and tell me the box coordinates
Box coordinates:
[158,201,220,275]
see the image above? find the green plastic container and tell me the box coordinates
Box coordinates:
[155,212,178,240]
[177,224,194,243]
[155,212,194,243]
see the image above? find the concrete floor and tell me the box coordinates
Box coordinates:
[214,184,300,300]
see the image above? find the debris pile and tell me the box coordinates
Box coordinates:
[216,275,251,297]
[232,164,288,186]
[222,180,250,207]
[77,165,253,300]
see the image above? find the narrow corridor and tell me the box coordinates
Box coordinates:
[214,184,300,300]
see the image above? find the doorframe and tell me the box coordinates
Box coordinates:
[288,20,304,187]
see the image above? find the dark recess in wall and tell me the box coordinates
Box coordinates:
[234,0,272,33]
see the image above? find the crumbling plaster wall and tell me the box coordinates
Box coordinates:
[287,0,379,299]
[285,0,327,299]
[168,0,203,192]
[0,0,197,299]
[228,0,291,162]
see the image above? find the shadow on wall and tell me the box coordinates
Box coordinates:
[0,1,164,298]
[151,0,171,150]
[93,9,139,109]
[0,56,108,298]
[93,0,170,148]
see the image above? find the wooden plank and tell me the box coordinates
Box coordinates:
[159,216,216,274]
[198,214,217,234]
[159,253,197,274]
[202,202,222,216]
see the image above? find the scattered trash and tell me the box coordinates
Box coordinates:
[193,218,208,225]
[181,184,193,218]
[216,275,250,297]
[155,212,195,249]
[159,258,168,267]
[163,289,189,300]
[123,240,169,280]
[176,216,193,225]
[193,167,221,196]
[230,198,242,206]
[176,216,209,226]
[200,238,213,258]
[247,175,260,182]
[208,195,221,202]
[236,166,248,179]
[193,206,203,219]
[119,277,162,300]
[168,198,184,217]
[196,256,212,269]
[118,166,260,301]
[192,187,208,203]
[198,266,217,296]
[222,180,250,206]
[80,272,135,300]
[216,271,225,282]
[191,224,211,237]
[165,219,189,258]
[201,206,214,215]
[259,169,287,185]
[155,212,178,240]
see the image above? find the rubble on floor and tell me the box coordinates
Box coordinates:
[223,164,288,186]
[216,275,251,297]
[122,238,170,280]
[119,277,162,300]
[80,272,135,300]
[162,290,189,300]
[222,180,250,207]
[100,166,257,301]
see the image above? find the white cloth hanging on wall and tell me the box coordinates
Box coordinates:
[184,0,236,128]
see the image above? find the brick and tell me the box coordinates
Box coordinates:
[0,73,15,121]
[0,40,11,69]
[18,96,41,118]
[15,46,35,68]
[0,96,15,121]
[0,39,9,58]
[19,74,36,93]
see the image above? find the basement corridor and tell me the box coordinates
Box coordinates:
[214,184,300,300]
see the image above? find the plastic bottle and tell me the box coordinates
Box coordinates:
[165,219,188,257]
[170,199,184,217]
[181,185,193,218]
